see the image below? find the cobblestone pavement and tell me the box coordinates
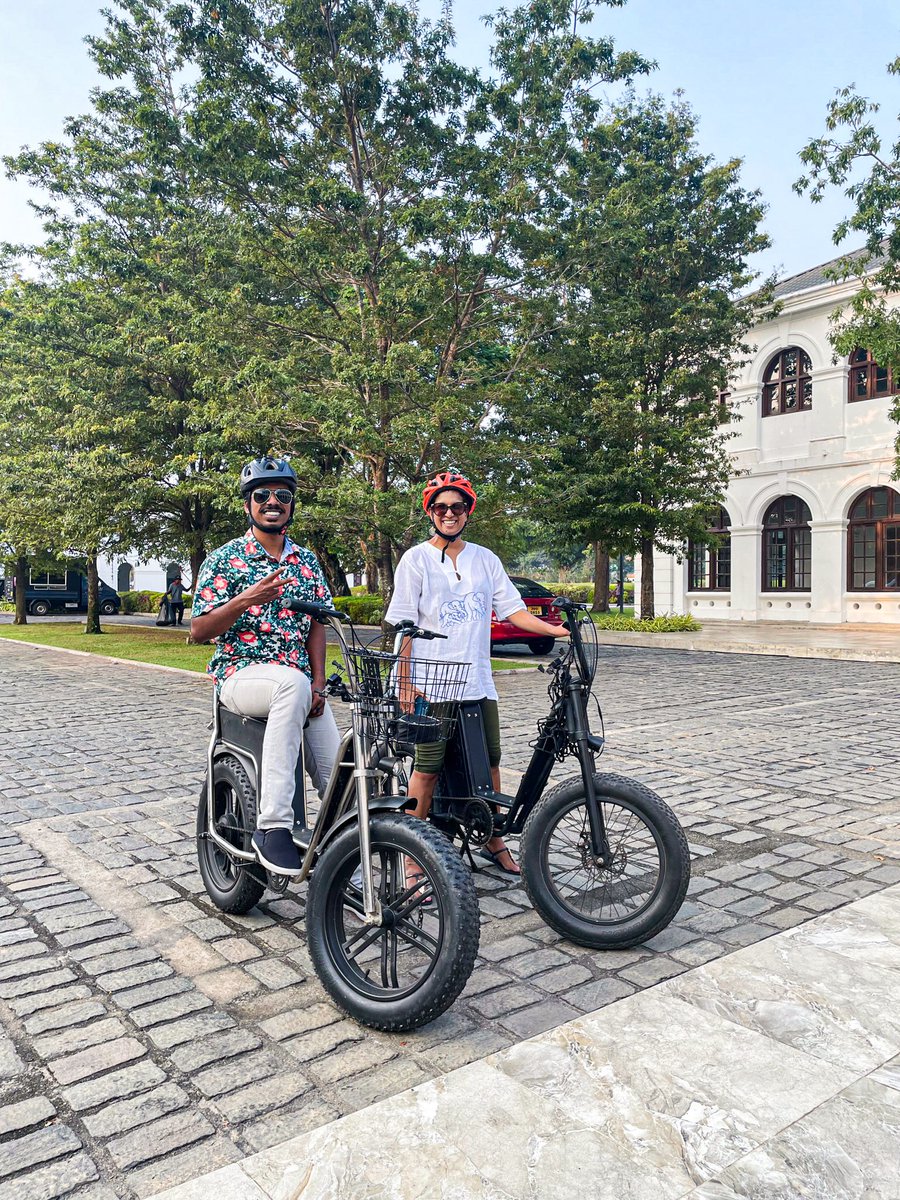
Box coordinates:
[1,640,899,1198]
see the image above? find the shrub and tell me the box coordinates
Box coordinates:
[589,613,700,632]
[333,594,385,625]
[120,590,193,614]
[540,582,594,603]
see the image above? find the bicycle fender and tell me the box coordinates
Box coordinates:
[317,796,412,850]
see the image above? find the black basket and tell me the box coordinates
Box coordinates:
[343,647,470,748]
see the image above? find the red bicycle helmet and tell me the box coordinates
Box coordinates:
[422,470,477,515]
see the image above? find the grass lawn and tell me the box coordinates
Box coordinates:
[0,622,535,673]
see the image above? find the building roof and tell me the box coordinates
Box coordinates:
[772,245,885,298]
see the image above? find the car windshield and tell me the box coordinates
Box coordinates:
[511,577,553,599]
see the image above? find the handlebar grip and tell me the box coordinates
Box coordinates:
[418,629,448,640]
[285,598,349,623]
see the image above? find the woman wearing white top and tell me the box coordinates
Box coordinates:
[386,471,569,875]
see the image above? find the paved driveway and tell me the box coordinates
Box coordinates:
[1,641,898,1198]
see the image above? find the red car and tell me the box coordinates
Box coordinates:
[491,576,563,655]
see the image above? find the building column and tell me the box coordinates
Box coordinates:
[810,518,847,624]
[727,525,761,621]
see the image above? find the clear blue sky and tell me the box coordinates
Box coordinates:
[2,0,899,282]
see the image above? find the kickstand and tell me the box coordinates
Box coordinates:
[458,828,480,873]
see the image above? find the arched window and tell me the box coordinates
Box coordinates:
[762,347,813,417]
[688,508,731,591]
[165,563,182,588]
[762,496,812,591]
[847,487,900,591]
[117,563,134,592]
[847,348,898,403]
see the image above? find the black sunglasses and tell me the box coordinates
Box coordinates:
[430,502,469,517]
[251,488,294,505]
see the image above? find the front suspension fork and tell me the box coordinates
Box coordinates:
[568,693,612,864]
[351,711,383,925]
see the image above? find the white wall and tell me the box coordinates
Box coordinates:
[656,272,900,624]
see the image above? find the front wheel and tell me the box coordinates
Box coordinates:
[100,600,117,615]
[30,599,51,616]
[307,814,479,1031]
[520,772,690,949]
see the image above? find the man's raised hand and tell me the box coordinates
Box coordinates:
[242,567,287,608]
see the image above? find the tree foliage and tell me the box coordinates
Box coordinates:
[796,57,900,468]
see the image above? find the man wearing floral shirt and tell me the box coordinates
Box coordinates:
[191,458,341,876]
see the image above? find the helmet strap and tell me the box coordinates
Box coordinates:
[428,516,465,563]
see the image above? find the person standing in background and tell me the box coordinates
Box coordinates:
[167,574,185,626]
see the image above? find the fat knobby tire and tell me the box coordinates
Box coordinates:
[196,755,265,915]
[520,771,691,949]
[306,814,480,1032]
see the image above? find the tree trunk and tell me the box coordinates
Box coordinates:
[85,554,102,634]
[13,554,28,625]
[591,543,610,613]
[363,540,378,594]
[377,533,395,602]
[639,537,655,621]
[310,538,350,597]
[189,546,205,593]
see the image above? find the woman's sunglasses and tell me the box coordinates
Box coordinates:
[251,488,294,505]
[430,502,469,517]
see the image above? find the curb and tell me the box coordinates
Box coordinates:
[0,637,211,682]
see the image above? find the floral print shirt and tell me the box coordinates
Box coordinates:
[192,532,331,691]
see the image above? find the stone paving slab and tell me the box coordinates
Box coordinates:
[151,883,900,1200]
[1,640,899,1197]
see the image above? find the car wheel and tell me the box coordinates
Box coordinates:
[528,638,555,655]
[100,600,117,615]
[30,600,51,617]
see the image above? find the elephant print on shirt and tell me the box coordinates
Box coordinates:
[439,590,487,629]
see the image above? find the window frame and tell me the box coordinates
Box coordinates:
[761,496,812,592]
[846,487,900,591]
[761,347,813,418]
[847,348,898,403]
[687,507,732,592]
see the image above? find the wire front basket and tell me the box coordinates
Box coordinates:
[343,647,470,750]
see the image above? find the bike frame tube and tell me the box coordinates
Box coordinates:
[566,683,610,861]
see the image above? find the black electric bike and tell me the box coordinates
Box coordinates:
[430,599,691,948]
[196,601,480,1031]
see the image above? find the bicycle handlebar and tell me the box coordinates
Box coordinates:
[285,598,350,623]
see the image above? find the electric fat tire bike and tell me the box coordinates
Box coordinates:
[431,598,691,949]
[196,601,480,1032]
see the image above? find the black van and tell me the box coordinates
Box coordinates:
[14,569,121,616]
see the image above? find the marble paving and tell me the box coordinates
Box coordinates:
[153,884,900,1200]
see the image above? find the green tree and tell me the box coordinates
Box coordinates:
[516,95,767,618]
[158,0,648,594]
[796,57,900,468]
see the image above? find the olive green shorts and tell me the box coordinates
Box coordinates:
[414,698,501,775]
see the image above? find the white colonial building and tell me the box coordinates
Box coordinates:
[651,252,900,625]
[98,554,189,596]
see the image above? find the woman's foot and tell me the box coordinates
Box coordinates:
[478,841,520,875]
[404,858,433,903]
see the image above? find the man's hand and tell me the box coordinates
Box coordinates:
[310,679,327,718]
[241,567,287,609]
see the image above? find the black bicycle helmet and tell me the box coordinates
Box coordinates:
[239,457,297,497]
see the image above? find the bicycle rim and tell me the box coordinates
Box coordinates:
[321,840,446,1001]
[543,795,665,925]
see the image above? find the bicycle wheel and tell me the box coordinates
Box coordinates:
[520,772,690,949]
[196,756,265,915]
[306,814,479,1031]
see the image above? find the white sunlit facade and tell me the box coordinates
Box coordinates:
[650,252,900,625]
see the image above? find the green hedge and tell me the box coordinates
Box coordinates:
[539,582,636,604]
[120,590,194,614]
[589,613,700,632]
[332,595,385,624]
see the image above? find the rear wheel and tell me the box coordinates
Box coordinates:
[528,638,555,655]
[196,755,265,914]
[30,599,51,616]
[520,772,690,948]
[100,600,117,615]
[307,814,479,1031]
